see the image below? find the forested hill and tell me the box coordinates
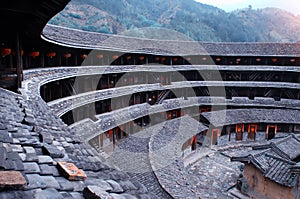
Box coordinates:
[49,0,300,42]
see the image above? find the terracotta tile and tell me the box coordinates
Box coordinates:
[57,162,87,181]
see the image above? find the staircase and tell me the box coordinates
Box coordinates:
[155,90,170,104]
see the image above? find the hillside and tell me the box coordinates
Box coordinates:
[48,0,300,42]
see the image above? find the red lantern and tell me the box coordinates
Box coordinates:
[290,58,296,63]
[112,55,119,60]
[161,57,166,62]
[0,48,11,57]
[12,50,24,56]
[81,54,88,59]
[248,124,257,133]
[256,58,261,62]
[272,58,278,63]
[47,52,56,58]
[173,57,178,62]
[186,57,191,61]
[215,57,221,62]
[97,54,103,59]
[138,56,145,61]
[126,56,131,60]
[64,53,71,59]
[236,124,244,132]
[202,57,207,61]
[29,51,40,57]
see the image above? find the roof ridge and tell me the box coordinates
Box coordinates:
[269,142,291,160]
[265,153,296,165]
[292,133,300,142]
[272,134,294,144]
[44,24,300,45]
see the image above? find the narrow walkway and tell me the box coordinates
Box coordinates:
[103,127,173,198]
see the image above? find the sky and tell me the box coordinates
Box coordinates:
[195,0,300,15]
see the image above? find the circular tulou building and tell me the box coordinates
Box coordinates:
[0,1,299,199]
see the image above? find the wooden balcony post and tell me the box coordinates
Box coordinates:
[15,33,23,89]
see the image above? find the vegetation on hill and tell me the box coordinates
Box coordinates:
[49,0,300,42]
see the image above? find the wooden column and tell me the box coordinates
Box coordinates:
[15,33,23,90]
[75,54,78,66]
[40,52,45,68]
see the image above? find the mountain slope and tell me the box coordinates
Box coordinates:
[48,0,300,42]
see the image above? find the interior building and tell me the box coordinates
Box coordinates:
[0,0,299,198]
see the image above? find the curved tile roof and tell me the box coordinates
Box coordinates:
[202,108,300,127]
[23,65,300,117]
[48,84,300,117]
[42,24,300,56]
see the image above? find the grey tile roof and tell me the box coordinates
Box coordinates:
[231,135,300,187]
[202,108,300,127]
[43,24,300,56]
[20,66,300,117]
[252,134,300,161]
[272,135,300,160]
[291,162,300,173]
[0,88,157,198]
[263,154,297,187]
[148,116,208,198]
